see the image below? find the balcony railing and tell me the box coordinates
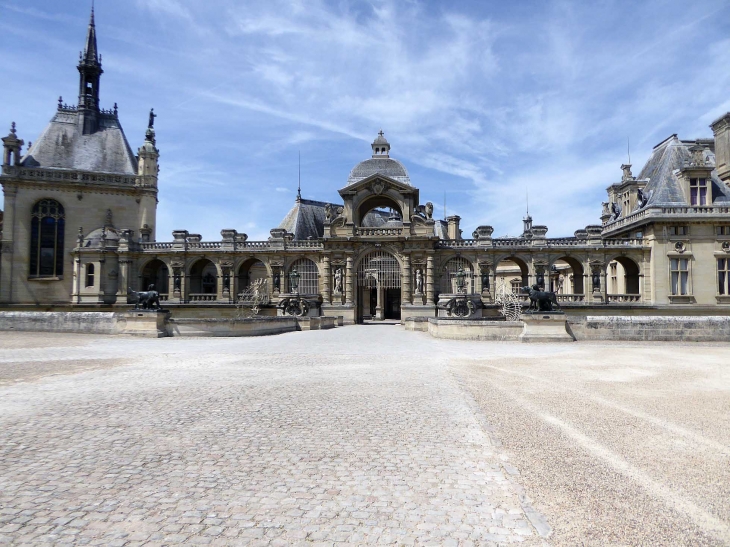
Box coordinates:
[355,227,403,236]
[607,294,641,303]
[556,293,585,302]
[188,293,217,302]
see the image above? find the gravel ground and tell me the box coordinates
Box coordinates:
[0,329,728,546]
[450,342,730,547]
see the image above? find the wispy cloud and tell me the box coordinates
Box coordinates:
[2,0,729,240]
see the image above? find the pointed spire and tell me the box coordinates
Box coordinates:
[296,151,302,202]
[82,2,99,65]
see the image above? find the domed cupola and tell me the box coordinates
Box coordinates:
[346,131,411,187]
[372,130,390,158]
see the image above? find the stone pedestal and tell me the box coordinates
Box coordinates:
[119,310,170,338]
[519,312,574,343]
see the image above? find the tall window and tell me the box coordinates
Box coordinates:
[289,258,319,294]
[85,264,95,288]
[719,259,730,295]
[670,258,689,295]
[690,178,707,206]
[30,199,65,277]
[440,257,473,293]
[610,263,618,293]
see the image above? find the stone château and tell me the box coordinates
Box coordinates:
[2,10,730,324]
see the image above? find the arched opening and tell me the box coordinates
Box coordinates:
[29,199,65,278]
[356,195,403,227]
[357,250,401,322]
[237,259,268,297]
[494,257,529,294]
[141,259,169,296]
[287,258,319,294]
[189,259,217,298]
[85,264,95,288]
[550,257,584,296]
[607,256,640,295]
[438,257,474,295]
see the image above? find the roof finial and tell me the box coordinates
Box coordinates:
[627,136,631,165]
[297,150,301,201]
[378,129,384,137]
[10,122,16,135]
[526,188,529,216]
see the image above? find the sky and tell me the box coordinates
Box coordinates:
[1,0,729,241]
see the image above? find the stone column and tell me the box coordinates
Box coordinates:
[375,284,383,320]
[0,185,17,303]
[322,255,332,304]
[345,254,354,305]
[402,254,411,305]
[117,259,131,300]
[426,253,435,304]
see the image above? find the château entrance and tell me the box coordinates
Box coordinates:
[356,251,401,322]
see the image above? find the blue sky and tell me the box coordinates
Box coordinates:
[2,0,729,240]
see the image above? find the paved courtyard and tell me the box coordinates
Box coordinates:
[0,327,728,546]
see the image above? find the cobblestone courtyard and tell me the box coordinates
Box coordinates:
[0,327,728,546]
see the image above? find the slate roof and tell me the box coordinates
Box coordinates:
[278,199,445,240]
[638,135,729,206]
[20,110,138,175]
[346,157,411,187]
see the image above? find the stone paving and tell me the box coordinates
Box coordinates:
[0,329,546,546]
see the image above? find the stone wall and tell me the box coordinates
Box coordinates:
[426,318,523,341]
[166,317,298,337]
[0,311,122,334]
[568,316,730,341]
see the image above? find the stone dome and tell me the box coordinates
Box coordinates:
[82,226,120,248]
[347,157,411,186]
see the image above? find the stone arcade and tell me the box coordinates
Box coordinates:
[3,11,730,333]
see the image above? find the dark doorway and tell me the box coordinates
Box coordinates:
[385,289,401,320]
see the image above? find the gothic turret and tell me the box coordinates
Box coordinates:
[77,6,103,134]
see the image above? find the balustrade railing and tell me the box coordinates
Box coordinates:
[556,293,585,302]
[140,242,173,250]
[356,227,403,236]
[188,293,217,302]
[607,294,641,303]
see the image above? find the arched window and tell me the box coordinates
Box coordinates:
[85,264,95,288]
[288,258,319,294]
[440,257,473,294]
[30,199,65,277]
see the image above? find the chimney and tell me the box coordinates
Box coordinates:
[710,112,730,184]
[446,215,461,240]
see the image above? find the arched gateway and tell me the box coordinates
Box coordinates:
[356,250,401,322]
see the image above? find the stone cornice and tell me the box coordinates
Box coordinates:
[1,165,157,194]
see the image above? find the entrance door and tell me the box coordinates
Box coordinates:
[385,288,401,320]
[356,251,402,323]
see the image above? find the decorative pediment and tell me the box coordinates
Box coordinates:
[339,173,416,197]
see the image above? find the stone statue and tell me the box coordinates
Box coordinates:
[273,271,281,292]
[592,270,601,292]
[334,268,343,293]
[148,108,156,128]
[425,202,433,219]
[610,202,622,221]
[415,269,423,293]
[522,285,561,312]
[289,267,300,293]
[128,285,162,310]
[455,267,467,293]
[173,272,181,291]
[481,271,490,292]
[324,203,332,222]
[636,188,652,210]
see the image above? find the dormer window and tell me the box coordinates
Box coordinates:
[690,178,707,205]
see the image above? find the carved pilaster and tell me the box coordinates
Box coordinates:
[322,255,332,304]
[402,254,411,305]
[426,253,435,304]
[345,254,354,305]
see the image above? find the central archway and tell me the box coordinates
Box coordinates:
[356,250,401,322]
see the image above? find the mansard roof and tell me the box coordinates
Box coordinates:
[638,135,730,206]
[21,110,138,175]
